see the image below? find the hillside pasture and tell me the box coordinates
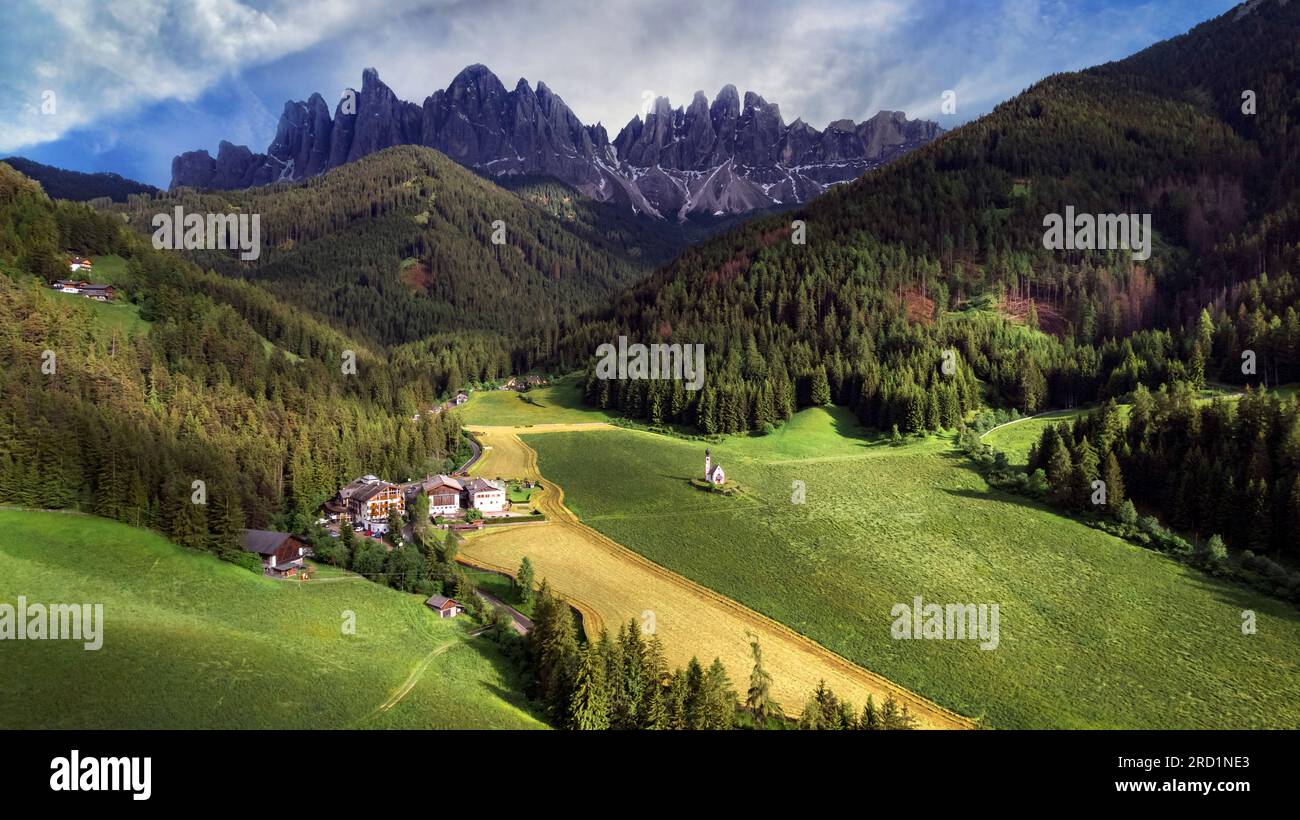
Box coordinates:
[0,511,545,730]
[460,377,616,427]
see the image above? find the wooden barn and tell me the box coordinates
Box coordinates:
[239,529,308,578]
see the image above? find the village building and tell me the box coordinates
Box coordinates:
[465,477,507,512]
[67,256,93,272]
[454,392,469,406]
[52,280,115,301]
[239,529,308,578]
[705,448,726,486]
[425,595,463,618]
[412,474,464,516]
[323,475,405,531]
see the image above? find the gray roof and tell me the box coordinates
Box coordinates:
[240,529,293,555]
[426,595,460,609]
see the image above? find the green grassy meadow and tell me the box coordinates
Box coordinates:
[525,408,1300,729]
[0,511,545,729]
[460,377,616,427]
[982,409,1091,468]
[46,289,150,338]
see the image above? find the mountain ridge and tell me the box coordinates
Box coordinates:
[2,156,159,202]
[169,65,941,219]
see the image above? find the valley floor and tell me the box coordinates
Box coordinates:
[461,390,1300,729]
[462,423,975,729]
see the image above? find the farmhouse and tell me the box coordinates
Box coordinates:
[323,475,405,531]
[413,474,464,516]
[240,529,307,578]
[704,448,725,486]
[425,595,463,618]
[52,280,115,301]
[465,477,508,512]
[67,256,93,272]
[454,392,469,406]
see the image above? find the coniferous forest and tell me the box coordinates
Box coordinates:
[0,162,463,558]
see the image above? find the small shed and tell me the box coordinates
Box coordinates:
[426,595,463,618]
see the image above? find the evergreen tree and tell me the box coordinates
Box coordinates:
[810,366,831,407]
[859,696,881,730]
[699,657,737,729]
[568,643,610,730]
[517,556,536,606]
[1102,452,1126,516]
[744,633,778,727]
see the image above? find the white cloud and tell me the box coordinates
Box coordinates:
[1,0,1243,164]
[0,0,447,152]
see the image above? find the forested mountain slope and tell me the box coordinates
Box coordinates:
[114,146,730,350]
[564,0,1299,426]
[0,160,463,556]
[1,156,160,203]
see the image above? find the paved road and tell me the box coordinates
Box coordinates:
[458,433,483,473]
[475,589,532,635]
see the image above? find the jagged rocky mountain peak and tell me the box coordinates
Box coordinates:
[169,64,941,219]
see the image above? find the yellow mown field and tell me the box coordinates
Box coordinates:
[462,424,974,729]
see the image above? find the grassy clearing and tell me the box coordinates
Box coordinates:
[982,409,1091,468]
[89,254,128,281]
[258,333,303,362]
[525,408,1300,729]
[0,510,545,730]
[45,289,149,338]
[460,377,616,427]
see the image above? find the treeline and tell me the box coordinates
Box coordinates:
[958,382,1300,603]
[1025,383,1300,568]
[525,580,918,730]
[0,161,465,560]
[570,261,1198,437]
[1,156,160,203]
[1099,385,1296,564]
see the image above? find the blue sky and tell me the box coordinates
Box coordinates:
[0,0,1243,187]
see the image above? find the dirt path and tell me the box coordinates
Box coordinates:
[363,628,489,721]
[461,425,975,730]
[377,640,462,713]
[978,410,1067,441]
